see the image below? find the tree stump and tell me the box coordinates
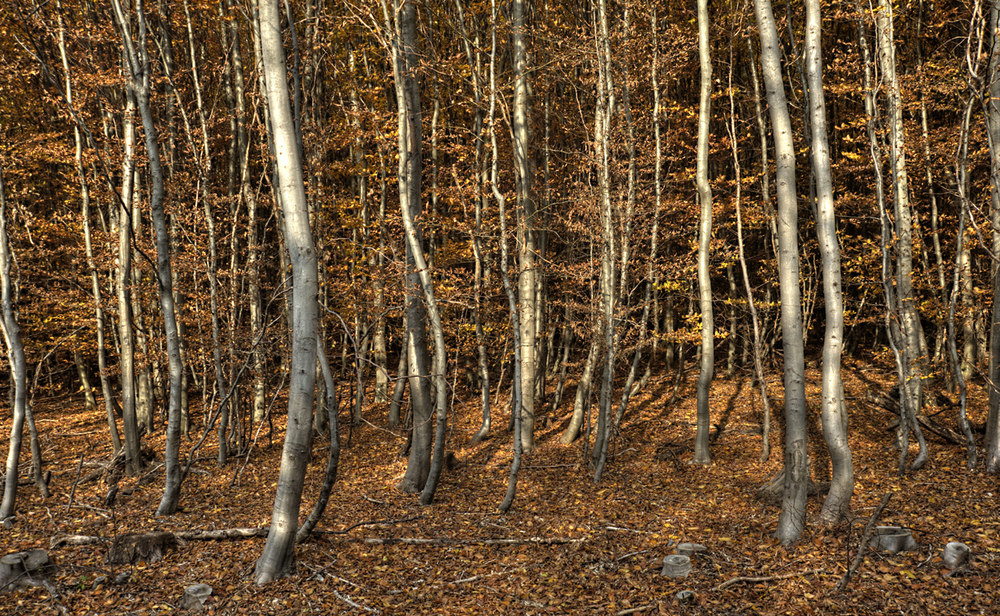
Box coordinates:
[869,526,917,553]
[942,541,970,570]
[179,583,213,611]
[107,532,178,564]
[660,554,692,578]
[1,549,53,592]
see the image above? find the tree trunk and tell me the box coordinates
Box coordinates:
[513,0,538,456]
[117,76,141,478]
[874,0,926,470]
[111,0,186,516]
[253,0,320,583]
[984,0,1000,473]
[693,0,714,466]
[0,161,28,522]
[754,0,808,544]
[804,0,853,524]
[56,5,122,452]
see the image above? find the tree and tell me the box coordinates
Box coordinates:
[753,0,809,544]
[109,0,185,517]
[253,0,320,583]
[984,0,1000,473]
[0,159,28,522]
[513,0,539,456]
[804,0,853,524]
[873,0,927,471]
[693,0,714,466]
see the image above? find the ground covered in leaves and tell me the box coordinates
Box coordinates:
[3,357,998,615]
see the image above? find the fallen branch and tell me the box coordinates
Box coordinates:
[714,568,823,591]
[49,517,425,550]
[314,515,424,536]
[175,528,268,541]
[836,492,893,591]
[332,590,377,613]
[359,536,583,546]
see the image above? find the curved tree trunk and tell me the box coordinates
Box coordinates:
[804,0,853,524]
[0,161,28,522]
[253,0,319,583]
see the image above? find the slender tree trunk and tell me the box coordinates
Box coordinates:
[382,0,443,497]
[111,0,186,516]
[0,161,28,522]
[296,336,339,541]
[591,0,617,482]
[953,95,979,470]
[727,33,771,463]
[754,0,808,544]
[490,0,523,510]
[984,0,1000,472]
[512,0,538,456]
[804,0,853,524]
[693,0,714,466]
[56,5,122,453]
[253,0,320,583]
[872,0,928,470]
[117,77,141,477]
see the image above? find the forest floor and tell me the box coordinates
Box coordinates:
[2,355,999,615]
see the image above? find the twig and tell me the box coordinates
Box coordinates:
[66,452,85,512]
[332,590,377,613]
[614,605,655,616]
[836,492,893,592]
[315,515,424,535]
[714,568,823,591]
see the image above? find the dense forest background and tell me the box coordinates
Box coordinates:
[1,0,1000,612]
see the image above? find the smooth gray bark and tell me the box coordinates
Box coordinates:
[111,0,185,516]
[490,0,523,510]
[56,6,122,453]
[382,0,434,495]
[693,0,713,466]
[984,0,1000,473]
[254,0,320,583]
[0,161,27,522]
[874,0,927,470]
[513,0,538,456]
[804,0,853,524]
[753,0,808,544]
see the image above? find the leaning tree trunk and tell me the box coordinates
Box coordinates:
[111,0,186,516]
[693,0,714,466]
[0,161,28,522]
[804,0,854,524]
[754,0,809,545]
[874,0,927,470]
[253,0,320,584]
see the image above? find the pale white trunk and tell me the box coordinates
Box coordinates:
[754,0,808,544]
[254,0,319,583]
[804,0,853,524]
[693,0,713,466]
